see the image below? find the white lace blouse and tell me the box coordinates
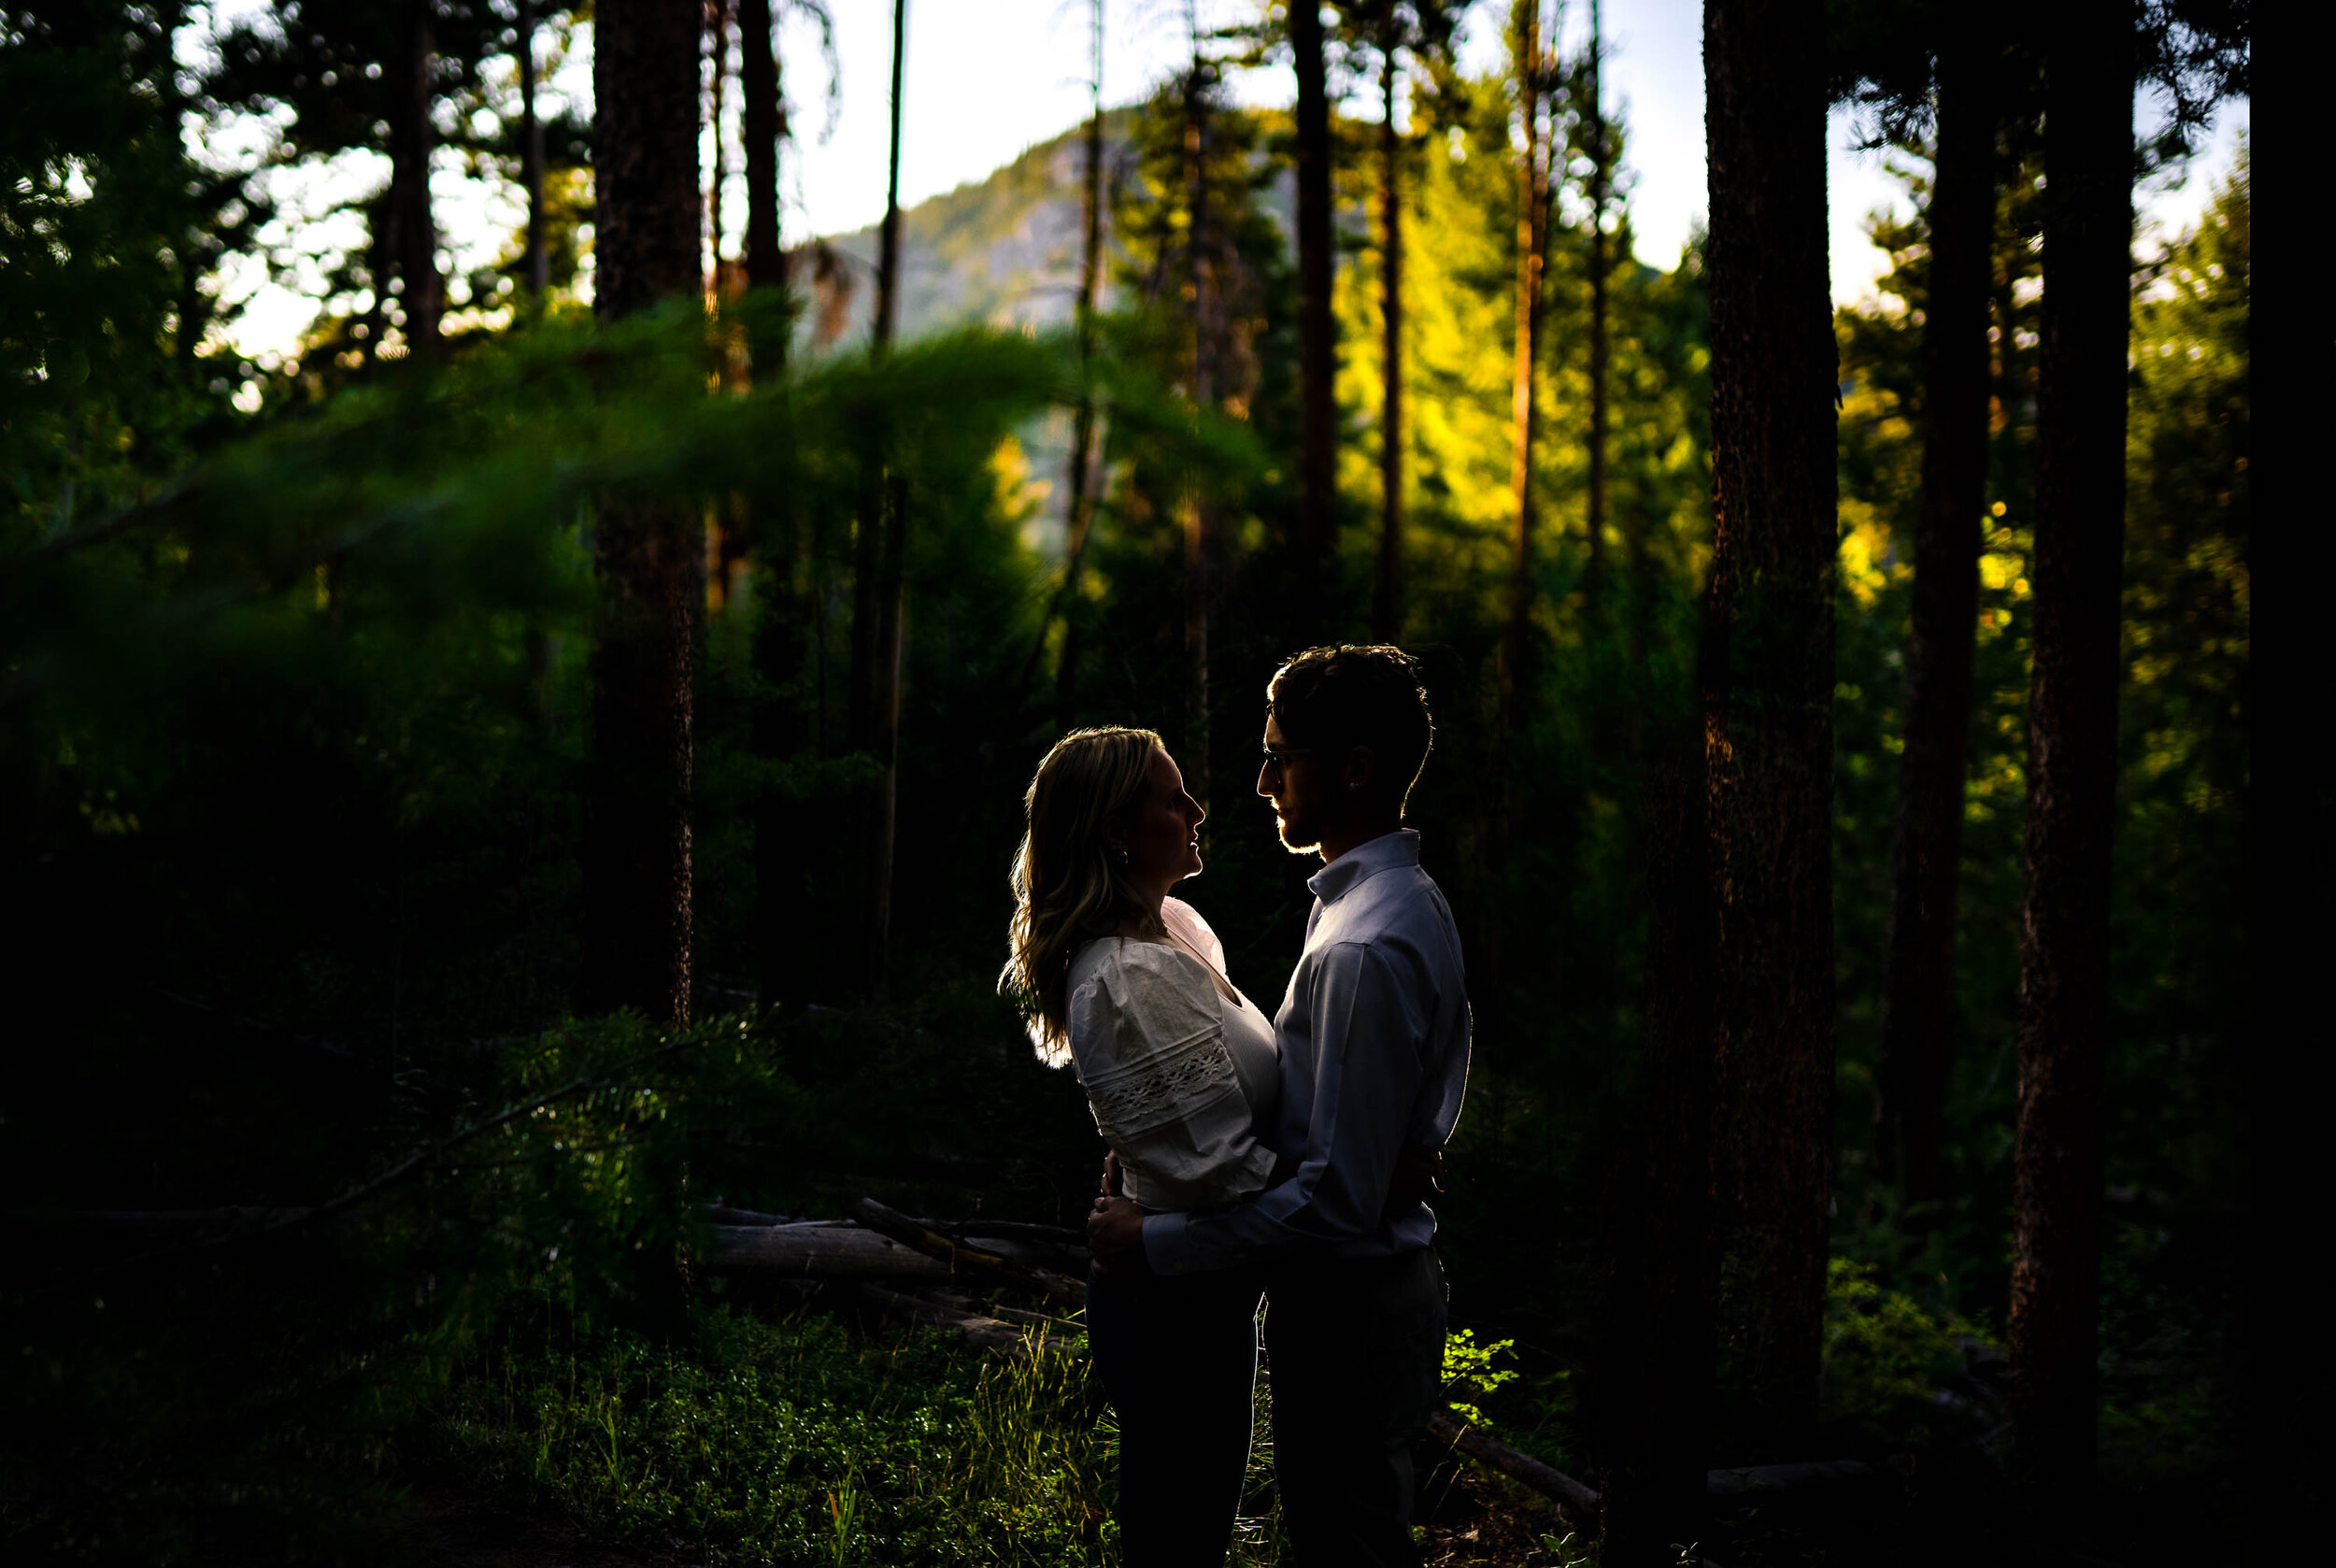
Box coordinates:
[1064,898,1279,1212]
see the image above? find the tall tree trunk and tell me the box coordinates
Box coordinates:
[391,0,443,351]
[1701,0,1836,1461]
[1053,0,1108,722]
[1181,56,1215,811]
[581,0,705,1022]
[1500,0,1548,742]
[1596,696,1717,1565]
[705,0,733,302]
[740,0,802,1009]
[861,0,911,998]
[1873,33,1995,1216]
[2009,0,2134,1494]
[739,0,784,296]
[1583,0,1610,613]
[519,0,548,295]
[1372,38,1405,643]
[1290,0,1333,644]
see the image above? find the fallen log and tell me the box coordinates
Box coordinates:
[701,1224,953,1283]
[1704,1459,1878,1498]
[854,1198,1085,1308]
[1423,1412,1602,1526]
[851,1284,1079,1361]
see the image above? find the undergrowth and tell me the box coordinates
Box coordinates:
[431,1301,1294,1567]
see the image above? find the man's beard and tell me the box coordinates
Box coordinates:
[1275,812,1321,853]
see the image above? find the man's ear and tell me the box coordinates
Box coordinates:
[1343,746,1378,796]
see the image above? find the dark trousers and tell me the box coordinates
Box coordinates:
[1087,1262,1264,1568]
[1265,1247,1447,1568]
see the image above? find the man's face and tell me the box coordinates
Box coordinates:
[1258,715,1329,855]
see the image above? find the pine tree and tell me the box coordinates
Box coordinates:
[579,0,705,1022]
[1701,0,1837,1459]
[1873,23,1999,1219]
[2007,0,2134,1492]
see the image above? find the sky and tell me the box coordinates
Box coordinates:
[213,0,2249,362]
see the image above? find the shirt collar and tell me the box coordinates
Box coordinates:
[1306,828,1420,907]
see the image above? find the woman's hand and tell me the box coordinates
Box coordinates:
[1099,1149,1124,1198]
[1087,1195,1148,1274]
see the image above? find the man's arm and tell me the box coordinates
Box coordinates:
[1133,940,1428,1276]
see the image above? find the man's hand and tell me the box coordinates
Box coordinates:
[1099,1149,1124,1198]
[1087,1195,1149,1275]
[1389,1146,1446,1211]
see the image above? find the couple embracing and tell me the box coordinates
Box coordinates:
[1001,645,1473,1567]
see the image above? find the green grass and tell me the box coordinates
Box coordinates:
[432,1301,1291,1566]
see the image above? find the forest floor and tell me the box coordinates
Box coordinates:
[388,1462,1574,1568]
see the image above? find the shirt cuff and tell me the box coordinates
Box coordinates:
[1140,1211,1193,1276]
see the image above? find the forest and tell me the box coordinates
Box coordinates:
[0,1,2254,1564]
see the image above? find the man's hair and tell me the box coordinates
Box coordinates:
[1265,645,1434,814]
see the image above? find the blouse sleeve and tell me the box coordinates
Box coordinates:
[1067,944,1276,1212]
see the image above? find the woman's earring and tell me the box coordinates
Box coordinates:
[1112,846,1129,865]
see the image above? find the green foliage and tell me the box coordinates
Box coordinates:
[436,1309,1114,1566]
[1440,1327,1520,1429]
[1819,1259,1999,1450]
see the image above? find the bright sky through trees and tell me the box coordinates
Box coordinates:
[207,0,2246,361]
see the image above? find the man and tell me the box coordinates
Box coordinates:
[1090,644,1472,1566]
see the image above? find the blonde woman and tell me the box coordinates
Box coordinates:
[1002,727,1278,1568]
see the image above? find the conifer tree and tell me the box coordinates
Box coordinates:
[580,0,705,1022]
[2007,0,2133,1492]
[1290,0,1334,643]
[1701,0,1838,1458]
[1873,19,2000,1218]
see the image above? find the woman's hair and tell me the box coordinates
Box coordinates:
[1001,726,1165,1065]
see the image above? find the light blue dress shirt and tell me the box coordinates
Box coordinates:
[1143,829,1472,1276]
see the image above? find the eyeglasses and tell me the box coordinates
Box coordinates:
[1259,746,1318,786]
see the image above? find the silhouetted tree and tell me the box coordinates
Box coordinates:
[858,0,911,996]
[740,0,796,1009]
[1596,731,1718,1564]
[2006,0,2134,1493]
[1499,0,1550,743]
[580,0,705,1021]
[1289,0,1333,643]
[1701,0,1837,1459]
[1051,0,1109,720]
[518,0,548,295]
[1873,21,1999,1218]
[1343,0,1461,642]
[1580,0,1611,615]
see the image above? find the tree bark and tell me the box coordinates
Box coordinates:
[1700,0,1836,1461]
[389,0,443,350]
[519,0,548,295]
[1873,32,1995,1216]
[1290,0,1334,644]
[1583,0,1610,613]
[1500,0,1548,742]
[580,0,705,1022]
[1181,55,1215,808]
[739,0,804,1010]
[1372,38,1405,643]
[1053,0,1107,722]
[1596,736,1717,1564]
[705,0,733,301]
[2009,0,2134,1494]
[861,0,910,998]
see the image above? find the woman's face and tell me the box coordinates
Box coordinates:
[1116,748,1205,891]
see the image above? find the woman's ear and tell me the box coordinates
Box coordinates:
[1101,814,1128,856]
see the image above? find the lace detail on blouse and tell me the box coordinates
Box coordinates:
[1064,924,1277,1211]
[1082,1029,1244,1140]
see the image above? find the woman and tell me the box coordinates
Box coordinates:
[1001,727,1278,1568]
